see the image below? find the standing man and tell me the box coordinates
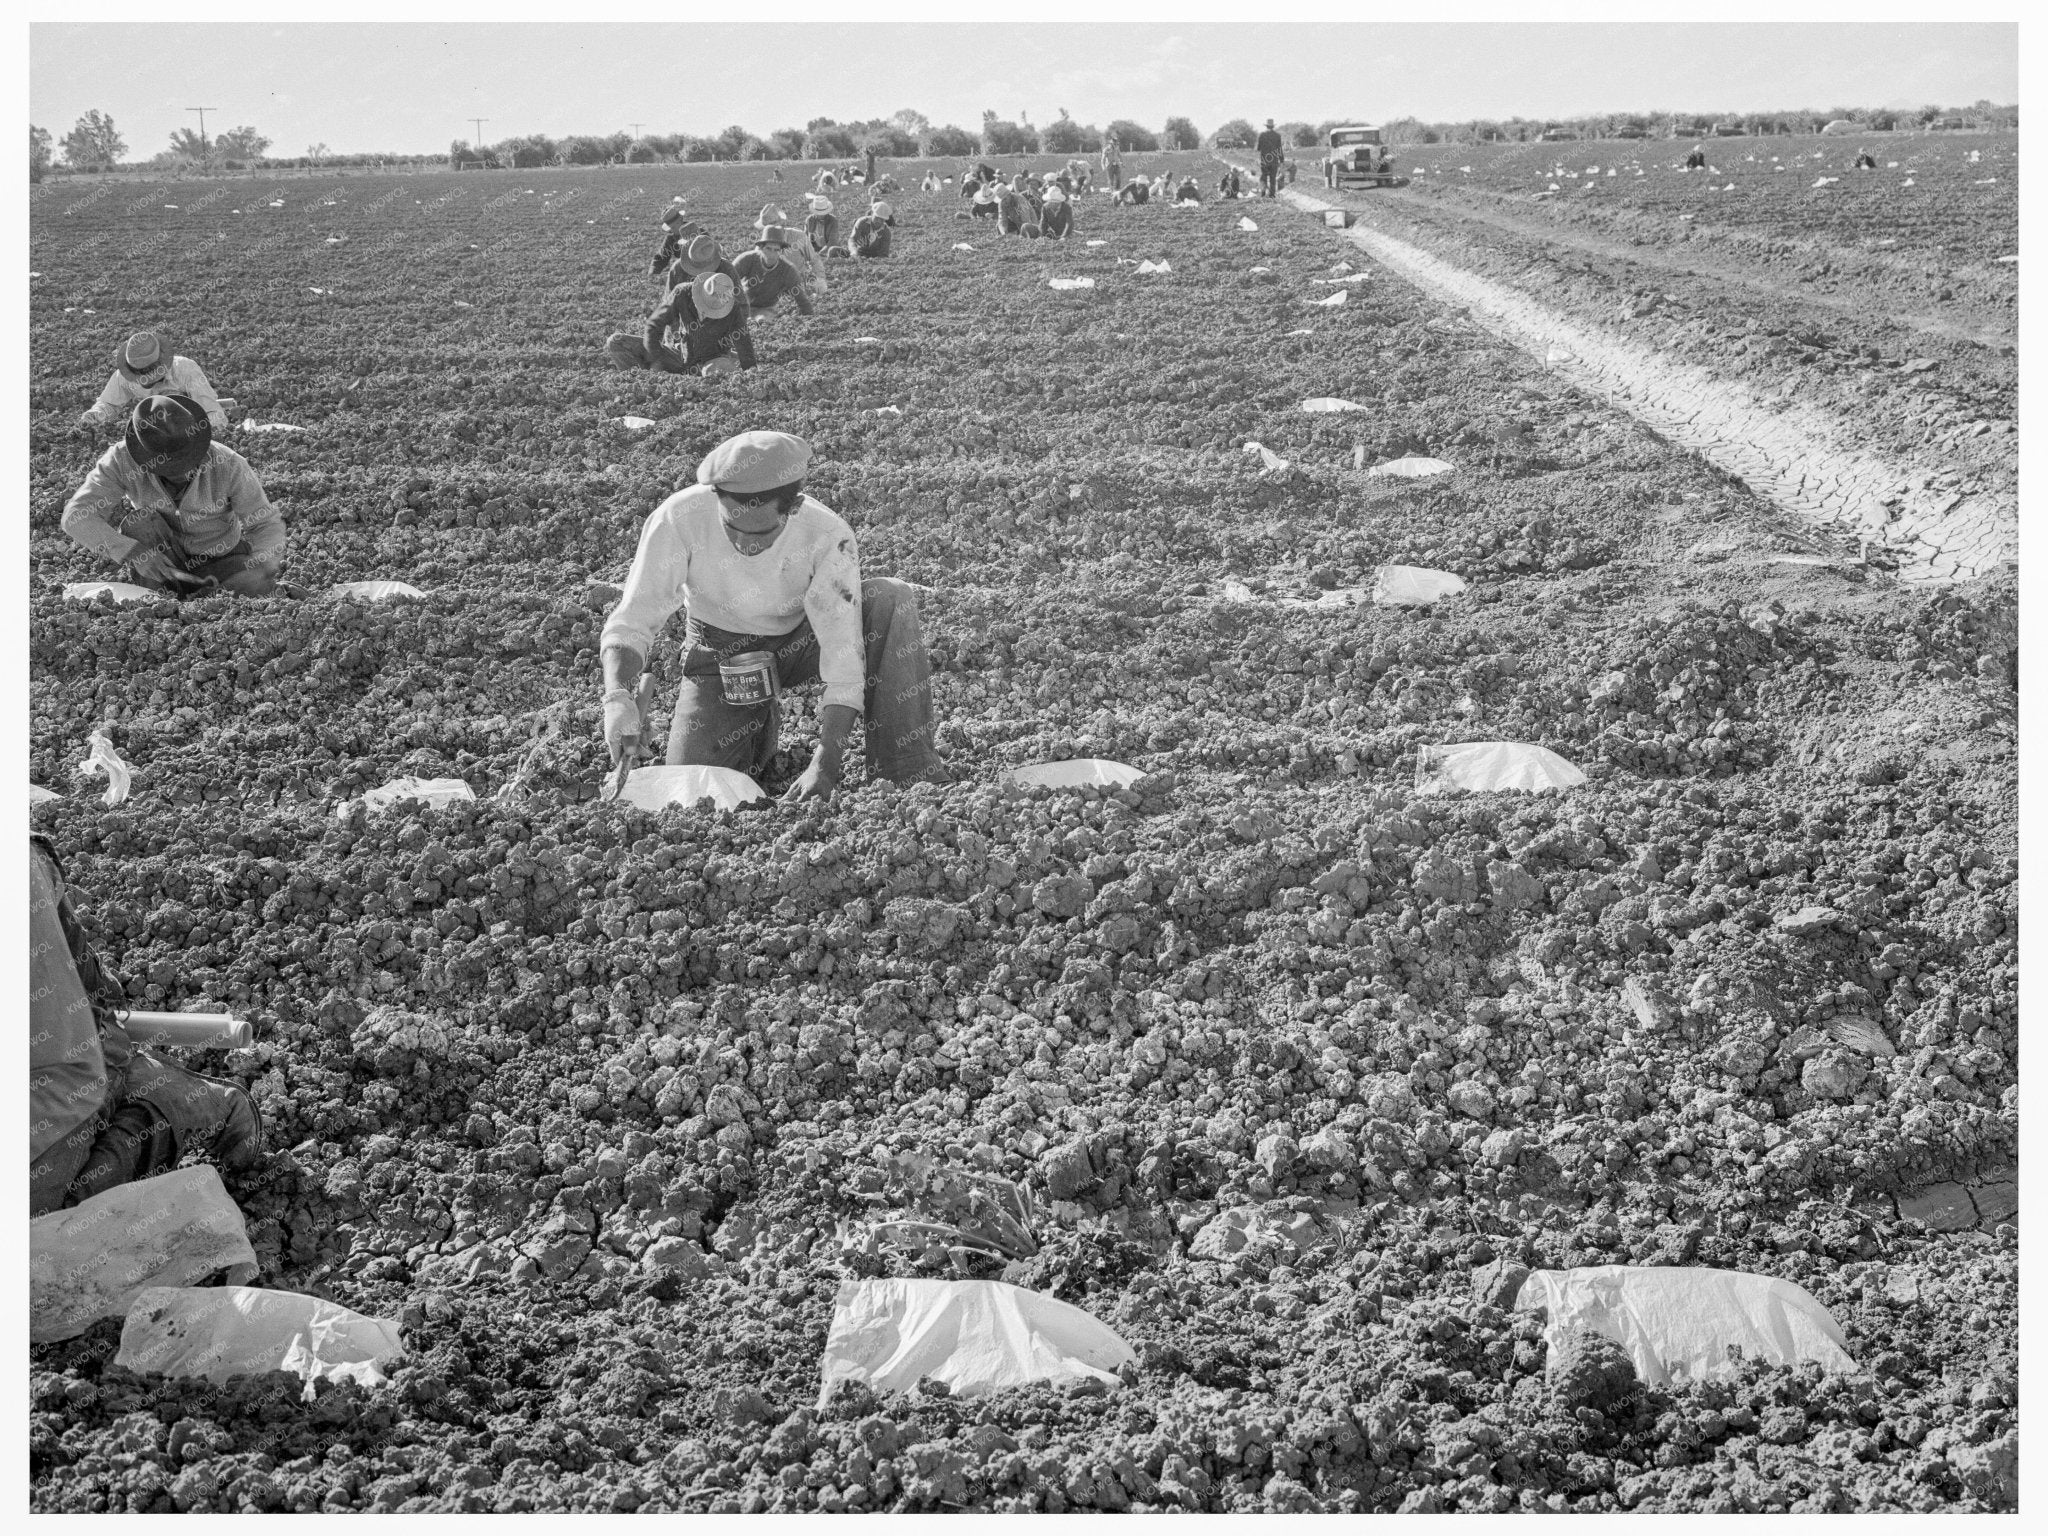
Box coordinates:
[600,431,946,798]
[1256,118,1285,198]
[62,395,285,597]
[1101,136,1123,191]
[864,146,878,185]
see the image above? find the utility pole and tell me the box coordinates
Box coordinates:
[629,123,644,139]
[187,107,218,148]
[469,118,488,149]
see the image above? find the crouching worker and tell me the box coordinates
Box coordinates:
[849,201,894,258]
[600,430,947,801]
[62,394,285,598]
[606,270,754,376]
[30,836,263,1216]
[79,331,230,437]
[736,219,820,317]
[1041,185,1074,239]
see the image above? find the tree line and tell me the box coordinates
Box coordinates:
[33,96,2018,182]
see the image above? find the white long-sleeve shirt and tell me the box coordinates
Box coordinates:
[62,442,285,567]
[83,356,230,433]
[602,486,866,711]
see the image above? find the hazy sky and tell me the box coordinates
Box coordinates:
[30,21,2017,160]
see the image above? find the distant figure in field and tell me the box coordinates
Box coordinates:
[805,196,842,254]
[1684,146,1708,170]
[1118,176,1151,206]
[921,171,941,193]
[1256,118,1285,197]
[1101,138,1123,190]
[1040,185,1073,240]
[1217,166,1246,199]
[1853,151,1877,170]
[850,201,894,258]
[812,168,837,194]
[1174,174,1203,205]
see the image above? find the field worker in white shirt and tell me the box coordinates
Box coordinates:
[62,394,285,597]
[78,331,230,436]
[600,431,947,802]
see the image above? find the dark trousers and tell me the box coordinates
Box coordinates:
[667,577,937,783]
[1260,157,1281,197]
[606,327,757,373]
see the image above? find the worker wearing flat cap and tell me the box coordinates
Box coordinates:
[62,394,286,597]
[600,431,945,800]
[78,331,230,436]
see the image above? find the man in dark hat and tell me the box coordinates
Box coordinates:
[61,394,286,597]
[30,834,264,1216]
[600,430,946,801]
[1256,118,1286,198]
[648,205,709,281]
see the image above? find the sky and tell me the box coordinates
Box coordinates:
[29,19,2018,161]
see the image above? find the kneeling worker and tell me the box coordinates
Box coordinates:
[735,222,819,317]
[850,201,894,258]
[62,394,285,597]
[80,331,230,436]
[30,836,263,1216]
[600,431,946,801]
[606,270,753,375]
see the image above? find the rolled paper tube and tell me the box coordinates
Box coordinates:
[117,1011,254,1048]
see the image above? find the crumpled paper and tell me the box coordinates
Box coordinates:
[117,1286,406,1400]
[77,731,131,806]
[817,1279,1133,1405]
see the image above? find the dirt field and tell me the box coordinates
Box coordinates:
[28,151,2017,1512]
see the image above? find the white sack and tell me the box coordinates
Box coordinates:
[31,785,60,804]
[1237,216,1259,231]
[1048,276,1095,290]
[619,765,766,813]
[1416,741,1585,794]
[1372,565,1467,606]
[1135,260,1172,274]
[117,1286,405,1396]
[1011,758,1144,790]
[243,419,307,433]
[1316,289,1349,307]
[330,581,424,602]
[1368,456,1455,478]
[63,582,160,604]
[817,1278,1134,1405]
[31,1166,258,1344]
[1516,1265,1857,1388]
[617,416,657,431]
[1300,397,1364,413]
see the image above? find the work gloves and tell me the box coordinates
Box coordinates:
[604,688,644,767]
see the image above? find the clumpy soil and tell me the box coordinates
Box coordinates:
[28,153,2016,1512]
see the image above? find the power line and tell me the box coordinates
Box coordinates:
[629,123,644,139]
[469,118,489,147]
[186,107,218,147]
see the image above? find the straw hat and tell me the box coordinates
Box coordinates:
[693,271,737,321]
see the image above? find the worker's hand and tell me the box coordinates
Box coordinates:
[126,547,188,589]
[779,758,839,804]
[603,689,643,767]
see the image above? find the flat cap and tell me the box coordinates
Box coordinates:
[695,430,812,493]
